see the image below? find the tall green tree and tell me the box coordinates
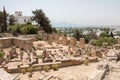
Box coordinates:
[0,11,3,32]
[100,32,109,37]
[102,27,110,34]
[73,29,81,41]
[110,31,114,38]
[9,15,15,26]
[32,9,53,33]
[2,7,7,32]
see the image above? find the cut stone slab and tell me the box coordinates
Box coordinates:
[0,69,16,80]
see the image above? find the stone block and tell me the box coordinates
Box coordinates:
[0,37,13,48]
[69,37,77,46]
[79,38,85,49]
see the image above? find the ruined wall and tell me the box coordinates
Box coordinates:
[5,62,61,73]
[0,37,13,48]
[0,37,33,51]
[69,37,77,46]
[14,38,33,51]
[79,38,85,49]
[59,36,68,45]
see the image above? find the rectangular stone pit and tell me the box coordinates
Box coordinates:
[0,37,13,48]
[0,37,33,51]
[14,37,33,51]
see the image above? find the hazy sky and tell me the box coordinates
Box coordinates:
[0,0,120,25]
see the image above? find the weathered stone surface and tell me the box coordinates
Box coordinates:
[69,37,77,46]
[14,38,33,51]
[0,69,16,80]
[79,38,85,49]
[59,36,68,45]
[96,51,102,58]
[41,33,48,41]
[53,34,59,43]
[91,49,96,57]
[48,34,53,45]
[0,37,33,51]
[0,37,13,48]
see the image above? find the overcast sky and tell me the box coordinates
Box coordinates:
[0,0,120,25]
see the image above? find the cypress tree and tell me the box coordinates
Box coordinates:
[110,31,114,38]
[9,15,15,26]
[2,6,7,32]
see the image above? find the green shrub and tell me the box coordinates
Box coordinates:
[89,39,97,46]
[0,52,4,57]
[20,68,26,74]
[52,64,58,70]
[38,55,43,59]
[100,32,109,37]
[36,36,42,41]
[10,23,38,34]
[10,24,21,33]
[90,37,117,46]
[43,65,50,72]
[84,57,89,66]
[20,25,38,34]
[96,37,117,46]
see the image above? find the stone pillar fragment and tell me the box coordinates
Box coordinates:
[79,38,85,49]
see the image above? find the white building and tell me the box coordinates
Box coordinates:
[14,11,31,24]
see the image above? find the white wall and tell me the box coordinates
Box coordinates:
[15,16,31,24]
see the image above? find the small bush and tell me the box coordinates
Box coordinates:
[89,39,97,46]
[84,57,89,66]
[36,36,42,41]
[10,23,38,34]
[43,65,50,72]
[38,55,43,59]
[96,37,117,46]
[0,52,4,57]
[90,37,117,46]
[20,25,38,34]
[20,68,26,74]
[10,24,21,33]
[52,64,58,71]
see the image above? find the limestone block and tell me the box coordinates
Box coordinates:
[79,38,85,49]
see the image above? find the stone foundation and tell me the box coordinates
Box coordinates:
[5,57,98,73]
[0,37,33,51]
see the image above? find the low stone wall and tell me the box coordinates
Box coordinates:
[5,62,61,73]
[60,59,83,67]
[5,57,98,73]
[89,57,98,62]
